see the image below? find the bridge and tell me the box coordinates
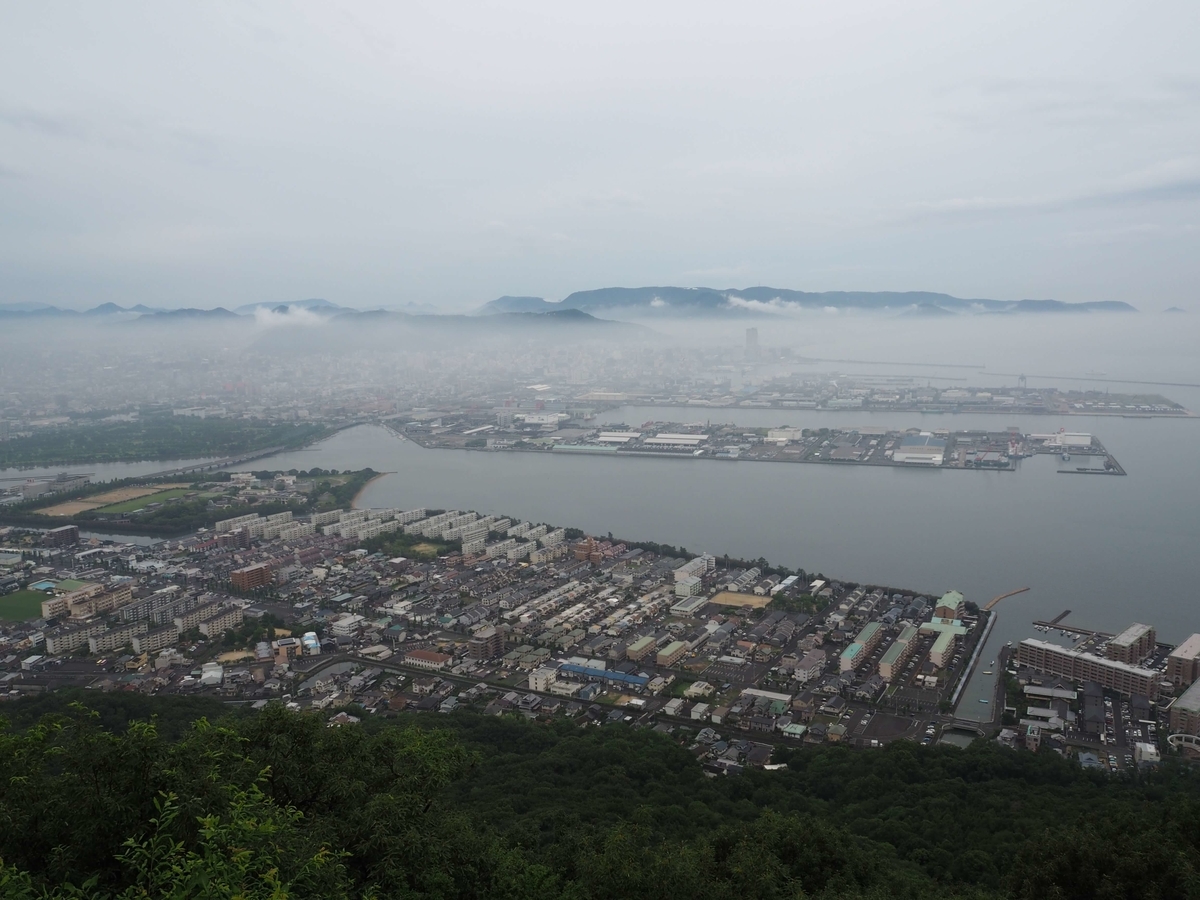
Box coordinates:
[947,719,986,736]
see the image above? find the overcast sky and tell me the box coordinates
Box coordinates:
[2,1,1199,311]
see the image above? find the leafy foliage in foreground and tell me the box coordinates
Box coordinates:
[2,699,1200,898]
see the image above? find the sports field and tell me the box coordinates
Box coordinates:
[92,488,192,514]
[37,483,191,517]
[0,590,48,622]
[708,590,771,608]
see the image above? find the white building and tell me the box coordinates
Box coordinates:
[529,666,559,691]
[330,613,366,637]
[892,433,946,465]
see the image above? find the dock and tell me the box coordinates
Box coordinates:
[1031,612,1111,639]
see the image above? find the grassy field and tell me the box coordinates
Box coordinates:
[92,488,192,514]
[0,590,47,622]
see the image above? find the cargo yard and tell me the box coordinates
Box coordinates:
[406,418,1127,475]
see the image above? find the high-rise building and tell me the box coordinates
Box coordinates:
[231,563,272,591]
[1106,623,1156,665]
[468,625,504,660]
[1170,679,1200,736]
[43,525,79,547]
[1167,634,1200,687]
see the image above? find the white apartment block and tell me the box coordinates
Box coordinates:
[486,539,517,559]
[540,528,567,548]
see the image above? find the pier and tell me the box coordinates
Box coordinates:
[984,587,1029,611]
[1031,613,1109,638]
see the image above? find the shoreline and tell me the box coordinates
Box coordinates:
[407,439,1126,476]
[351,472,391,507]
[0,423,357,476]
[589,401,1196,418]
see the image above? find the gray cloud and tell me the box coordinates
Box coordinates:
[0,106,89,139]
[0,0,1198,310]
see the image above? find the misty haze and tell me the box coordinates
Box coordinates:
[1,4,1199,900]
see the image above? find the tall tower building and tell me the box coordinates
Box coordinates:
[745,327,759,359]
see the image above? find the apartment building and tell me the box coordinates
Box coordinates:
[231,563,272,591]
[132,625,179,655]
[1167,634,1200,687]
[656,640,688,668]
[879,625,920,681]
[1017,638,1160,697]
[198,605,245,637]
[1106,623,1156,666]
[89,621,148,653]
[45,621,105,655]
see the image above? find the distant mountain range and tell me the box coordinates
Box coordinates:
[0,299,642,345]
[0,299,341,320]
[476,287,1139,316]
[0,287,1141,325]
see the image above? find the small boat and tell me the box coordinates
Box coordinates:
[1061,452,1071,461]
[979,699,990,704]
[983,671,993,675]
[1006,640,1013,647]
[990,660,995,666]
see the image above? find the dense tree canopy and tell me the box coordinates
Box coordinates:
[0,696,1198,899]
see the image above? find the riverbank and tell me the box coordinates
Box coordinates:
[0,420,339,471]
[351,472,391,507]
[583,399,1195,418]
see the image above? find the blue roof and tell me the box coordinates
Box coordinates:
[561,663,648,687]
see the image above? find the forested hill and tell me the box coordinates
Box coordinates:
[0,416,331,468]
[1,695,1198,899]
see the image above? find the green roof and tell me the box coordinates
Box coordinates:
[880,640,906,667]
[855,621,882,644]
[880,626,919,666]
[930,630,958,655]
[937,590,965,609]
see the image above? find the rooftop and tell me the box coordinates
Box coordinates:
[1111,622,1154,648]
[899,433,946,449]
[1019,638,1158,678]
[1176,679,1200,715]
[1171,633,1200,661]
